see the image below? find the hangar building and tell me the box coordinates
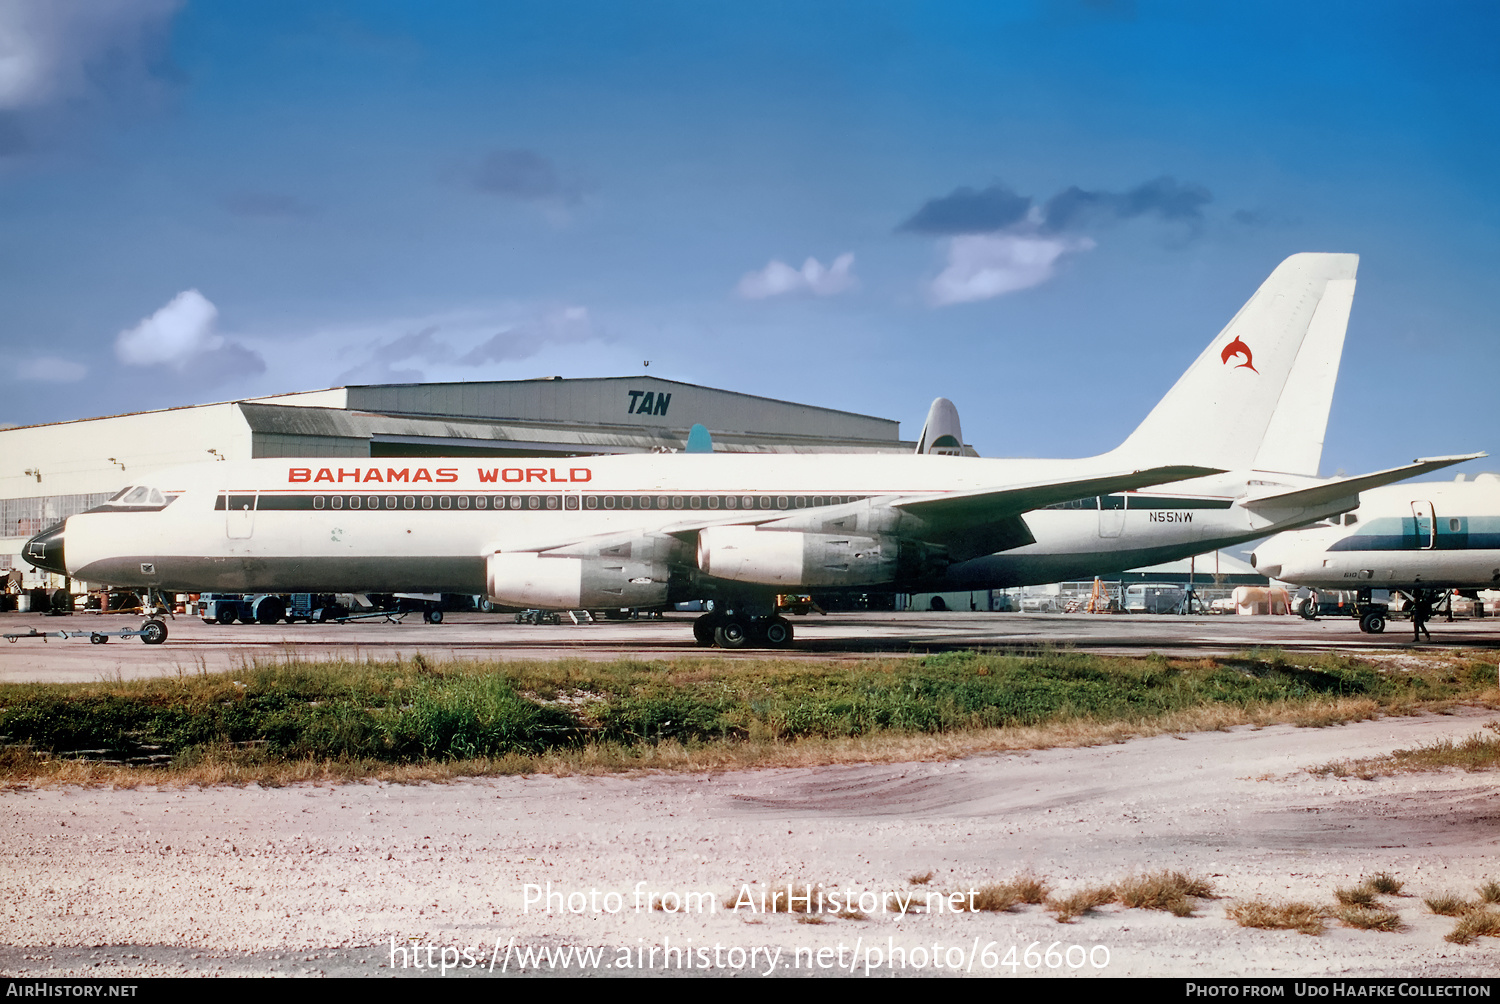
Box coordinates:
[2,376,913,587]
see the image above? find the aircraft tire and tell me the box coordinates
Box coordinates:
[714,620,750,649]
[1360,612,1386,634]
[762,616,794,648]
[692,616,716,646]
[256,598,285,625]
[140,619,168,645]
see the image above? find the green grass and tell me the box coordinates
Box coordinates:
[0,649,1493,783]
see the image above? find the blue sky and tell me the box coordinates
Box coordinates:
[1,0,1496,477]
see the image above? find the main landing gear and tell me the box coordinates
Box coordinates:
[692,612,795,649]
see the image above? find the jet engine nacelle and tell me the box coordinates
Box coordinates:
[696,525,899,587]
[486,552,669,610]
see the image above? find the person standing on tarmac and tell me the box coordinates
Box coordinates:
[1412,593,1433,643]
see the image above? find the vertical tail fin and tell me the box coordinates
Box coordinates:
[915,397,967,456]
[684,423,714,453]
[1107,252,1358,474]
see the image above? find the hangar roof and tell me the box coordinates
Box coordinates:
[341,376,897,441]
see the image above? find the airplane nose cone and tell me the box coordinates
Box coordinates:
[24,521,67,576]
[1249,549,1282,580]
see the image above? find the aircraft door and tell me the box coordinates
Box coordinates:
[1410,500,1435,549]
[226,492,258,540]
[1098,495,1125,538]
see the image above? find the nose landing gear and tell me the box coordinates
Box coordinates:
[138,587,172,644]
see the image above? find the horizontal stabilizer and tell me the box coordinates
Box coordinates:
[1242,453,1487,515]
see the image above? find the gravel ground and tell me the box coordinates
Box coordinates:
[2,707,1498,978]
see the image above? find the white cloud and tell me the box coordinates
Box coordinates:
[243,303,609,393]
[336,324,453,384]
[15,356,85,382]
[115,289,220,367]
[459,305,597,365]
[927,234,1093,306]
[114,289,266,385]
[0,0,180,110]
[736,253,856,299]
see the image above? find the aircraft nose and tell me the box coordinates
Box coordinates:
[1249,546,1281,580]
[24,521,67,576]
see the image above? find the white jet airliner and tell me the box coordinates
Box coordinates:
[1250,474,1499,632]
[24,253,1478,647]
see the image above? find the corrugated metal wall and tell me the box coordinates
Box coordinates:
[346,377,898,441]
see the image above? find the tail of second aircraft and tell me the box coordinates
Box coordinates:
[1105,252,1358,476]
[915,397,966,456]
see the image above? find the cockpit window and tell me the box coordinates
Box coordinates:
[86,485,174,516]
[115,486,167,506]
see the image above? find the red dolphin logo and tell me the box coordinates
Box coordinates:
[1220,336,1257,372]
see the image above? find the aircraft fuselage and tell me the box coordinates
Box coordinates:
[37,454,1345,599]
[1251,480,1500,591]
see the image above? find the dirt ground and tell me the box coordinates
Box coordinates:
[2,706,1498,978]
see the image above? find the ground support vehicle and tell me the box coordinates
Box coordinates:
[1294,588,1393,633]
[200,593,340,625]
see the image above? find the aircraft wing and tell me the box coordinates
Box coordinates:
[885,464,1222,561]
[506,464,1220,562]
[890,465,1221,523]
[1240,453,1486,515]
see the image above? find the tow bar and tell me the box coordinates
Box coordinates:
[4,619,169,645]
